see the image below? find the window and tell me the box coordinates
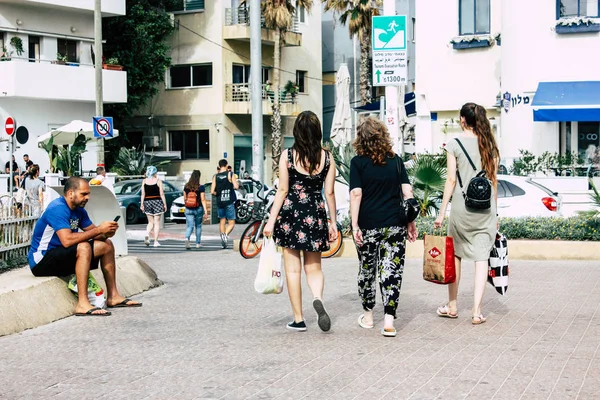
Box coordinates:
[559,0,600,17]
[28,36,40,62]
[296,70,307,93]
[232,65,270,84]
[578,122,600,160]
[297,6,306,23]
[169,130,210,160]
[504,181,526,197]
[57,38,78,63]
[169,64,212,88]
[459,0,490,35]
[166,0,205,12]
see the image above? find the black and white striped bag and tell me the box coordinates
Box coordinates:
[488,232,509,295]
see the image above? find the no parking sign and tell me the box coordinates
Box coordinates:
[93,116,114,138]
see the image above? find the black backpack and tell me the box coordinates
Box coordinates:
[455,139,492,210]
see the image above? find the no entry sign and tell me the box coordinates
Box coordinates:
[4,117,15,136]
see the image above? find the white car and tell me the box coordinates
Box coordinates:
[496,175,561,218]
[445,176,561,218]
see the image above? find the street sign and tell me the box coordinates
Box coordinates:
[93,116,114,138]
[372,15,408,87]
[4,117,15,136]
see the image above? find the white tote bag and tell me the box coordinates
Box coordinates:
[254,237,284,294]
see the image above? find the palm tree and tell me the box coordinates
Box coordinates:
[323,0,381,105]
[262,0,314,178]
[407,154,447,217]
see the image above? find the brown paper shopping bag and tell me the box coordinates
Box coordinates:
[423,234,456,284]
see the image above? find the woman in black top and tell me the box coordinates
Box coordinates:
[349,117,418,337]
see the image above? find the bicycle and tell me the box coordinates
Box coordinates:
[238,188,343,259]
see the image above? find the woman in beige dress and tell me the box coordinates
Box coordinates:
[434,102,499,325]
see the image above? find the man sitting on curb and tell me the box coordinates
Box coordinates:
[27,177,142,316]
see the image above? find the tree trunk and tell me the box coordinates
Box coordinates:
[359,29,372,105]
[271,28,283,179]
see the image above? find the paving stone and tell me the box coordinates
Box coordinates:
[1,246,600,399]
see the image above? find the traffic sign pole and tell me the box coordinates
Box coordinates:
[4,117,16,196]
[383,0,400,154]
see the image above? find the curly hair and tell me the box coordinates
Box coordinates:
[353,117,394,165]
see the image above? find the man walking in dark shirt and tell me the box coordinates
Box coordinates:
[211,159,239,249]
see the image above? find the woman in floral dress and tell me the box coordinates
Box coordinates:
[264,111,338,332]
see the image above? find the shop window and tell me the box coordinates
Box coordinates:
[459,0,491,35]
[169,130,210,160]
[558,0,600,18]
[578,122,600,161]
[169,64,212,88]
[57,38,78,63]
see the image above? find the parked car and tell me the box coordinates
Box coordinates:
[115,179,183,224]
[496,175,561,218]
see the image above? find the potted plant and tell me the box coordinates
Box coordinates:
[53,53,67,65]
[103,57,123,71]
[9,37,24,57]
[0,46,12,61]
[284,80,300,101]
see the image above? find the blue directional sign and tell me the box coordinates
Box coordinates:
[93,116,114,138]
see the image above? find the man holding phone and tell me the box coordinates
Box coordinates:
[28,177,142,316]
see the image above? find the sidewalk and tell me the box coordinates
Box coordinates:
[1,247,599,399]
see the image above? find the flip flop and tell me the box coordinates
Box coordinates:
[358,314,374,329]
[108,298,143,308]
[437,304,458,319]
[75,307,111,317]
[381,327,397,337]
[472,314,487,325]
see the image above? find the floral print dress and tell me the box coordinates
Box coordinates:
[274,149,331,252]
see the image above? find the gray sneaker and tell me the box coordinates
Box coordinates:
[185,239,190,250]
[220,233,227,249]
[313,299,331,332]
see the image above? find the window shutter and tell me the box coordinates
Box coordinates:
[185,0,204,11]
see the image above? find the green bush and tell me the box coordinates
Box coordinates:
[0,255,28,274]
[415,216,600,241]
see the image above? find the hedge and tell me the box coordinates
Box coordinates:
[415,216,600,241]
[0,255,28,275]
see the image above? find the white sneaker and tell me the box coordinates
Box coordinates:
[153,241,161,247]
[144,236,150,246]
[196,244,202,249]
[185,240,190,249]
[220,233,227,249]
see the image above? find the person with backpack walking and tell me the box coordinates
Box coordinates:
[211,159,239,249]
[434,102,500,325]
[184,170,208,249]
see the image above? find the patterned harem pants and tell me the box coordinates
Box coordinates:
[356,225,407,318]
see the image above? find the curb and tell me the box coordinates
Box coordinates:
[234,238,600,261]
[0,256,163,337]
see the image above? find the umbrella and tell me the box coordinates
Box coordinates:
[330,63,352,146]
[37,120,119,146]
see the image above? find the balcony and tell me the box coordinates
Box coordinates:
[224,83,300,116]
[223,8,301,47]
[0,60,127,103]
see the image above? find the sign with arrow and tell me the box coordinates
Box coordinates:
[372,15,408,87]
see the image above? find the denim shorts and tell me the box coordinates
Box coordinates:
[217,203,236,220]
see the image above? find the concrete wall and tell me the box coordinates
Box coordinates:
[500,0,600,161]
[415,0,501,153]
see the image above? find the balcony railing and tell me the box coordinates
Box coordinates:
[225,83,298,104]
[224,8,300,34]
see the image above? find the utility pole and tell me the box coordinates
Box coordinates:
[383,0,400,155]
[94,0,104,166]
[250,0,264,184]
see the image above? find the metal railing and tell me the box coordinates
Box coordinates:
[0,195,40,264]
[224,8,300,34]
[225,83,298,104]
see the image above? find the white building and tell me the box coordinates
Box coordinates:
[416,0,600,169]
[130,0,322,185]
[0,0,127,177]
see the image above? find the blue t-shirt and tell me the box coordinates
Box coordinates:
[28,197,93,268]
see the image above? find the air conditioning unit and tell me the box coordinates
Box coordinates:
[142,136,159,148]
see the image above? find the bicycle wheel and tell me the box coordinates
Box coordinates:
[239,220,264,259]
[322,221,343,259]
